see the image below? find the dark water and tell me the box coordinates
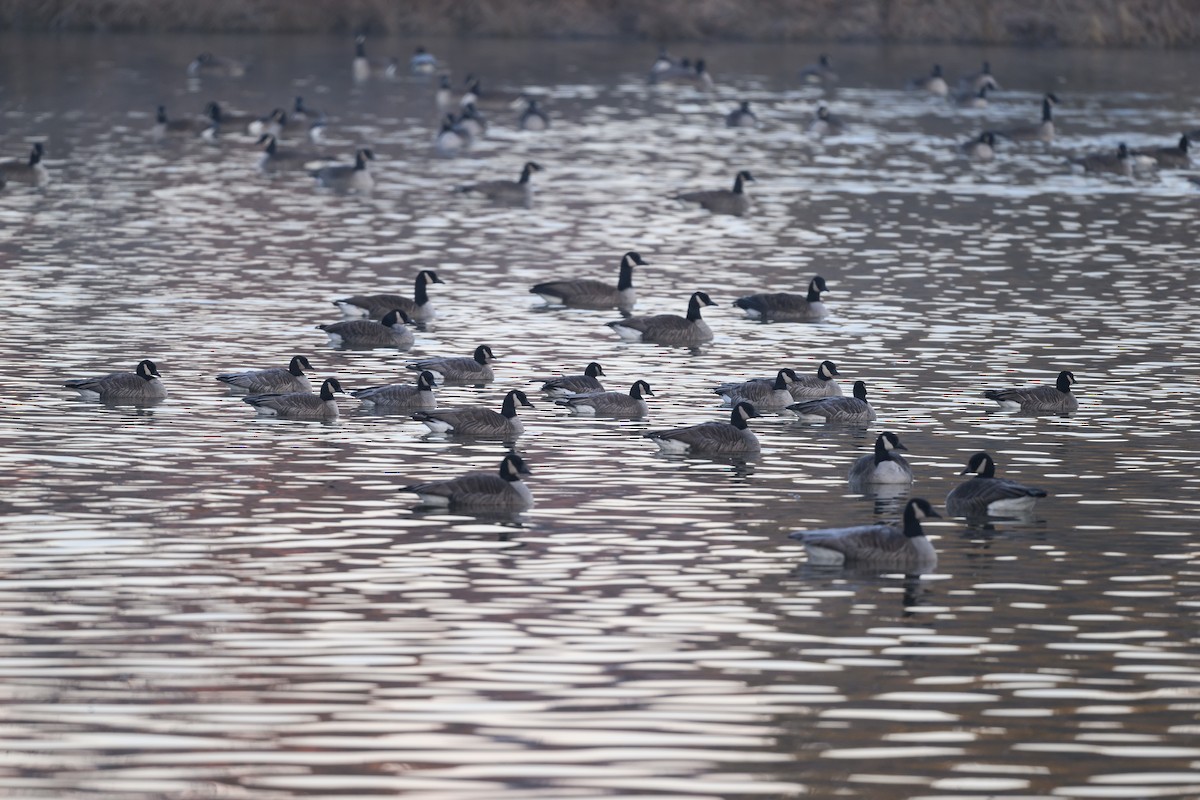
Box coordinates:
[2,33,1199,800]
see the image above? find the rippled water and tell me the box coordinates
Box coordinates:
[2,33,1200,800]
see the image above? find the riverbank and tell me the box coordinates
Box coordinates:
[1,0,1196,47]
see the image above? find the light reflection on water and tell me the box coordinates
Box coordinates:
[1,31,1199,800]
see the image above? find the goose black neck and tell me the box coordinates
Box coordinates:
[873,437,896,466]
[806,281,823,302]
[773,372,790,390]
[1056,373,1073,393]
[902,505,927,538]
[320,382,337,400]
[617,258,635,291]
[732,174,746,194]
[355,152,367,170]
[519,165,534,184]
[977,457,996,479]
[414,273,430,304]
[1042,98,1054,122]
[686,296,705,321]
[288,357,306,376]
[731,407,751,429]
[501,392,522,418]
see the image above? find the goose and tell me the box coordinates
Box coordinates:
[1133,135,1190,169]
[247,108,288,139]
[713,369,800,411]
[961,131,997,162]
[954,83,991,109]
[244,377,344,419]
[0,142,49,186]
[908,64,948,96]
[256,134,321,173]
[317,309,414,349]
[334,269,444,321]
[847,432,914,487]
[1071,143,1134,178]
[673,170,754,216]
[187,53,247,78]
[556,380,653,417]
[785,360,843,400]
[312,148,375,192]
[788,380,875,422]
[290,96,324,123]
[540,362,606,397]
[457,103,488,138]
[946,452,1048,517]
[734,275,829,322]
[406,344,496,384]
[958,61,999,94]
[726,101,758,129]
[352,370,438,410]
[531,251,646,310]
[352,35,371,81]
[435,113,472,156]
[646,401,761,455]
[808,106,845,137]
[435,75,455,113]
[983,370,1078,413]
[789,498,940,571]
[153,105,210,140]
[798,53,837,84]
[413,389,533,438]
[607,291,716,347]
[410,46,438,75]
[519,98,550,131]
[650,58,714,89]
[995,93,1057,143]
[205,101,255,127]
[455,161,541,208]
[64,359,167,402]
[217,355,314,394]
[400,452,533,510]
[650,47,675,74]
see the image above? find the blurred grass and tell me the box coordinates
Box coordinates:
[1,0,1197,46]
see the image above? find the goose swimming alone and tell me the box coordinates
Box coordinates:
[790,497,940,572]
[607,291,716,348]
[734,275,829,322]
[995,93,1058,143]
[312,148,375,192]
[455,161,542,208]
[531,251,646,311]
[0,142,50,186]
[673,170,754,216]
[946,452,1048,517]
[400,452,533,510]
[983,370,1078,414]
[64,359,167,402]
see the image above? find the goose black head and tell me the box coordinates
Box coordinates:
[500,452,532,480]
[519,161,543,181]
[687,291,717,318]
[156,105,168,124]
[931,64,943,77]
[981,131,997,146]
[622,251,648,268]
[320,377,345,398]
[354,36,367,56]
[778,368,800,384]
[474,345,496,364]
[961,452,996,477]
[739,100,751,112]
[817,105,831,120]
[288,355,313,375]
[510,389,534,408]
[1056,371,1077,392]
[355,148,375,168]
[981,61,992,74]
[852,380,868,401]
[136,360,161,379]
[631,380,653,398]
[736,169,756,184]
[1116,143,1129,158]
[584,362,605,378]
[1178,135,1190,152]
[694,59,707,74]
[818,360,840,379]
[902,497,940,536]
[417,370,438,390]
[382,308,412,327]
[416,269,444,286]
[877,431,907,453]
[819,54,831,68]
[808,275,828,300]
[731,401,761,427]
[439,74,451,89]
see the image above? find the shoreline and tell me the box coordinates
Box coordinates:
[1,1,1197,47]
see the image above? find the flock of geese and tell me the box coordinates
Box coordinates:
[23,37,1121,574]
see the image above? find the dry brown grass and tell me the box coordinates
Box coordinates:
[1,0,1197,45]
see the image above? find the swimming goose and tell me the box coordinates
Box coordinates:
[1071,143,1133,178]
[650,47,675,74]
[317,309,414,349]
[540,362,606,397]
[798,54,837,84]
[217,355,314,394]
[673,170,754,216]
[995,93,1057,143]
[256,134,321,173]
[961,131,997,162]
[785,360,843,400]
[313,148,375,192]
[954,83,991,109]
[789,497,939,571]
[808,106,845,137]
[713,369,800,411]
[64,359,167,402]
[734,275,829,322]
[352,370,438,410]
[187,52,247,78]
[908,64,948,96]
[455,161,541,208]
[983,370,1078,413]
[726,101,758,129]
[519,98,550,131]
[847,432,913,487]
[244,377,344,419]
[290,96,324,123]
[1133,135,1190,169]
[352,35,371,81]
[334,269,444,322]
[410,46,438,75]
[946,452,1048,517]
[788,380,875,422]
[607,291,716,347]
[435,113,472,156]
[646,401,761,455]
[205,101,255,128]
[400,452,533,510]
[556,380,653,417]
[406,344,496,384]
[651,58,714,89]
[153,105,211,140]
[247,108,288,139]
[413,389,533,438]
[958,61,999,94]
[457,103,488,138]
[531,251,646,310]
[0,142,49,186]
